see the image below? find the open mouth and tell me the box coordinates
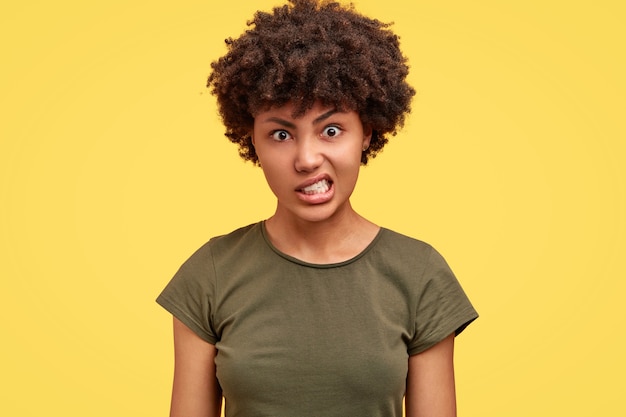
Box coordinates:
[299,179,332,195]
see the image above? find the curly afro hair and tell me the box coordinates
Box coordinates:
[207,0,415,165]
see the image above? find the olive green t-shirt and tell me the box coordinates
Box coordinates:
[157,222,477,417]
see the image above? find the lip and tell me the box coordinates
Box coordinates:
[295,174,332,191]
[295,174,334,204]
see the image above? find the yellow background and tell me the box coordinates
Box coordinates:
[1,0,624,415]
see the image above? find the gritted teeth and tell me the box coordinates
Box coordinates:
[300,179,331,195]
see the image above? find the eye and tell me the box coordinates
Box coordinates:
[322,125,342,138]
[271,130,291,141]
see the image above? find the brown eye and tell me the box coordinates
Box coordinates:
[271,130,291,141]
[322,126,341,138]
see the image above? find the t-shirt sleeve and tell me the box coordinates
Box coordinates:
[407,246,478,355]
[156,242,218,345]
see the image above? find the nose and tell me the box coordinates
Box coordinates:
[294,137,323,173]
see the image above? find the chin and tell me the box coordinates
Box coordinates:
[294,203,350,224]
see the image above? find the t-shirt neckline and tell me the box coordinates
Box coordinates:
[259,221,385,269]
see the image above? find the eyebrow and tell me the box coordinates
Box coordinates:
[263,109,339,129]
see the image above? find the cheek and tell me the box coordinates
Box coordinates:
[339,146,365,170]
[257,156,288,189]
[333,155,363,185]
[259,167,282,197]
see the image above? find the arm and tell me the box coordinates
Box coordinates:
[170,317,222,417]
[405,333,456,417]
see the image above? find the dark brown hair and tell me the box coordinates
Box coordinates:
[207,0,415,165]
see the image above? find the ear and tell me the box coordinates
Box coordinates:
[362,125,373,150]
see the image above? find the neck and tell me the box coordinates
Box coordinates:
[264,203,379,264]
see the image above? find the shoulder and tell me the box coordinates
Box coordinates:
[376,228,439,263]
[369,228,458,289]
[192,222,261,255]
[207,222,261,249]
[177,222,263,271]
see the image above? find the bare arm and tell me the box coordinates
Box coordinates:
[170,317,222,417]
[405,333,456,417]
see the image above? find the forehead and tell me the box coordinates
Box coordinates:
[254,100,356,119]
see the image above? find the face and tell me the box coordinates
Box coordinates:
[252,101,371,224]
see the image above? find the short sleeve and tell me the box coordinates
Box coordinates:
[407,246,478,355]
[156,242,218,344]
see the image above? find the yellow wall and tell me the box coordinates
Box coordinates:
[1,1,624,415]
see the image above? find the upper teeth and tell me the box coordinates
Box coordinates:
[302,179,330,194]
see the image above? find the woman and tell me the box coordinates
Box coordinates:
[157,1,478,416]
